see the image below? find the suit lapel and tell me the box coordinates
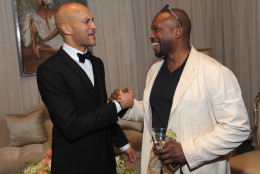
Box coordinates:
[143,47,199,128]
[168,47,198,120]
[58,49,99,104]
[92,59,106,105]
[143,59,164,133]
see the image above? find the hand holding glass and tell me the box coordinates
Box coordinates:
[151,127,170,171]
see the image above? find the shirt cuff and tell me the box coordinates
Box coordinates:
[120,143,130,152]
[115,101,122,113]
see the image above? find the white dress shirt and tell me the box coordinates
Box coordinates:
[62,43,129,152]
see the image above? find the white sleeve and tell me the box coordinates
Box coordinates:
[121,99,145,122]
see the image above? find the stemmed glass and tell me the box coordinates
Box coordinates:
[151,127,170,171]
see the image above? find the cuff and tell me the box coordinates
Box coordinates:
[119,143,130,152]
[115,101,122,113]
[181,139,203,169]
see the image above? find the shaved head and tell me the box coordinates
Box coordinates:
[150,6,191,59]
[55,3,89,32]
[55,3,97,52]
[158,8,191,40]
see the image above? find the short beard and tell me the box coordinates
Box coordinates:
[155,49,163,58]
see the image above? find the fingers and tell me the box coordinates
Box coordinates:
[152,146,159,156]
[158,151,173,161]
[108,89,121,103]
[122,87,129,93]
[161,158,174,165]
[124,147,136,165]
[119,89,134,109]
[128,151,136,165]
[108,88,134,109]
[156,141,187,165]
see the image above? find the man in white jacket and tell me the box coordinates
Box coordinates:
[111,5,250,174]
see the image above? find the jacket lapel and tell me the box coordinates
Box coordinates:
[169,46,198,120]
[92,59,106,105]
[143,47,199,127]
[143,59,164,133]
[58,49,99,104]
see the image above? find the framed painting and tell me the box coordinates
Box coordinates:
[197,48,213,57]
[13,0,88,76]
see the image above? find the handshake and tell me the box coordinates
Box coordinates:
[108,88,134,109]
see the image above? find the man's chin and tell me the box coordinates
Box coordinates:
[154,51,163,58]
[89,42,96,47]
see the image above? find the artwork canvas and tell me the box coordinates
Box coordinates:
[197,48,213,57]
[13,0,87,76]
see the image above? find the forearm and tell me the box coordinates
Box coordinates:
[122,99,145,122]
[111,122,129,148]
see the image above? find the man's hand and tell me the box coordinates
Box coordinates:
[108,88,134,109]
[124,147,136,165]
[107,89,121,103]
[153,140,186,165]
[119,88,134,109]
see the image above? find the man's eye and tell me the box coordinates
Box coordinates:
[84,19,90,23]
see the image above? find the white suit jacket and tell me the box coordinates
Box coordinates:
[123,46,250,174]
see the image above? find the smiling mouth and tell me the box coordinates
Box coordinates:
[152,43,159,46]
[89,33,96,39]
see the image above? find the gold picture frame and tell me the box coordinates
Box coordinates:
[197,48,213,57]
[13,0,88,76]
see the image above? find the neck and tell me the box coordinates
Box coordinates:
[64,41,87,53]
[166,45,191,73]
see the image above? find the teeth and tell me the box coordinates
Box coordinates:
[152,43,159,46]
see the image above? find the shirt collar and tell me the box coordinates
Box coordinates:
[62,43,89,64]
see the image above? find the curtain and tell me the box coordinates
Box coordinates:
[0,0,259,126]
[0,0,41,117]
[88,0,260,125]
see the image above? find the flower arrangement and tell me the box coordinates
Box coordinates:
[18,149,138,174]
[116,156,139,174]
[17,149,52,174]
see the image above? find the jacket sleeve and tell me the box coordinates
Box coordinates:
[122,99,145,122]
[111,122,129,148]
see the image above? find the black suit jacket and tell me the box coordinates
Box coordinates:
[37,48,128,173]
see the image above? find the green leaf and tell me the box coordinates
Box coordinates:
[25,162,37,166]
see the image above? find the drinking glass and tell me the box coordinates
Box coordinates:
[151,127,169,171]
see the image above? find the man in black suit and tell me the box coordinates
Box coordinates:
[37,3,136,173]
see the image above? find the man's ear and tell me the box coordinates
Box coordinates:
[60,24,72,35]
[175,27,183,39]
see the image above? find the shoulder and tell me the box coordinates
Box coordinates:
[92,55,104,66]
[198,52,232,77]
[38,48,64,70]
[190,47,228,75]
[192,49,239,91]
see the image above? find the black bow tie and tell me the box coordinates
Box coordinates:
[77,52,93,63]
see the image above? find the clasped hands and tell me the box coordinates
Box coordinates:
[107,88,134,109]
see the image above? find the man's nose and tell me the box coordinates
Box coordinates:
[149,32,155,40]
[91,21,97,30]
